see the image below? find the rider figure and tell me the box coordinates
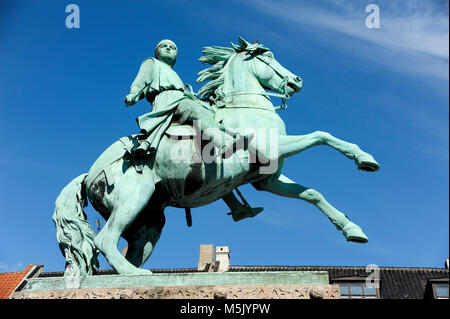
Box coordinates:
[124,39,248,158]
[124,39,262,221]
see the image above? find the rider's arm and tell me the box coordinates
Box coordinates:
[124,58,155,107]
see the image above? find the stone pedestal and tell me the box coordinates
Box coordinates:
[11,271,341,299]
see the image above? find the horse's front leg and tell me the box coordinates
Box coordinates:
[254,131,379,172]
[253,173,368,243]
[93,165,155,275]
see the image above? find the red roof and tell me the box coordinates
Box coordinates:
[0,265,33,299]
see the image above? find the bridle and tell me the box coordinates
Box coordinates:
[213,52,292,111]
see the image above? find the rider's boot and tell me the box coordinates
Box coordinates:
[222,192,264,222]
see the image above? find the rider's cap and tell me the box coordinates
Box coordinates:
[155,39,178,57]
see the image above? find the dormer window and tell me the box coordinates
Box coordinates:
[424,278,449,299]
[333,278,380,299]
[433,283,449,299]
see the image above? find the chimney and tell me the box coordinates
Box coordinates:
[197,244,215,272]
[215,246,230,272]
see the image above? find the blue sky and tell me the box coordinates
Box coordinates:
[0,0,448,273]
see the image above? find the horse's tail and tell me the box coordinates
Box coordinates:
[52,173,99,276]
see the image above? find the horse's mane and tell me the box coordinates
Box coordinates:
[196,37,270,101]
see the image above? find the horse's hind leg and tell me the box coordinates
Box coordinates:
[94,169,155,275]
[253,173,368,243]
[122,199,166,269]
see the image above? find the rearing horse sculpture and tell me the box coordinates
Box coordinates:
[53,38,380,276]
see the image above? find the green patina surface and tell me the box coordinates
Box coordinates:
[25,271,329,291]
[52,37,380,276]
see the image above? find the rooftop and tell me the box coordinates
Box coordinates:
[34,264,449,299]
[0,265,34,299]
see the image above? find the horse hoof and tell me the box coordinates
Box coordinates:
[132,268,153,276]
[343,223,368,243]
[356,153,380,172]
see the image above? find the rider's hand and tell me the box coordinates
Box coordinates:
[124,94,136,107]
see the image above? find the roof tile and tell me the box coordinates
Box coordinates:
[0,265,33,299]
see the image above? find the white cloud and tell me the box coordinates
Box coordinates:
[0,261,8,271]
[246,0,449,80]
[0,261,26,272]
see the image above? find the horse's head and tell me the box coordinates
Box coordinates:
[197,37,302,109]
[239,38,303,98]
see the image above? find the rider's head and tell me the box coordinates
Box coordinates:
[155,39,178,67]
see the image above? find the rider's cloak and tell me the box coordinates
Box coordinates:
[131,58,186,152]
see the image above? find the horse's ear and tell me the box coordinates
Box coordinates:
[231,42,240,51]
[238,36,249,48]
